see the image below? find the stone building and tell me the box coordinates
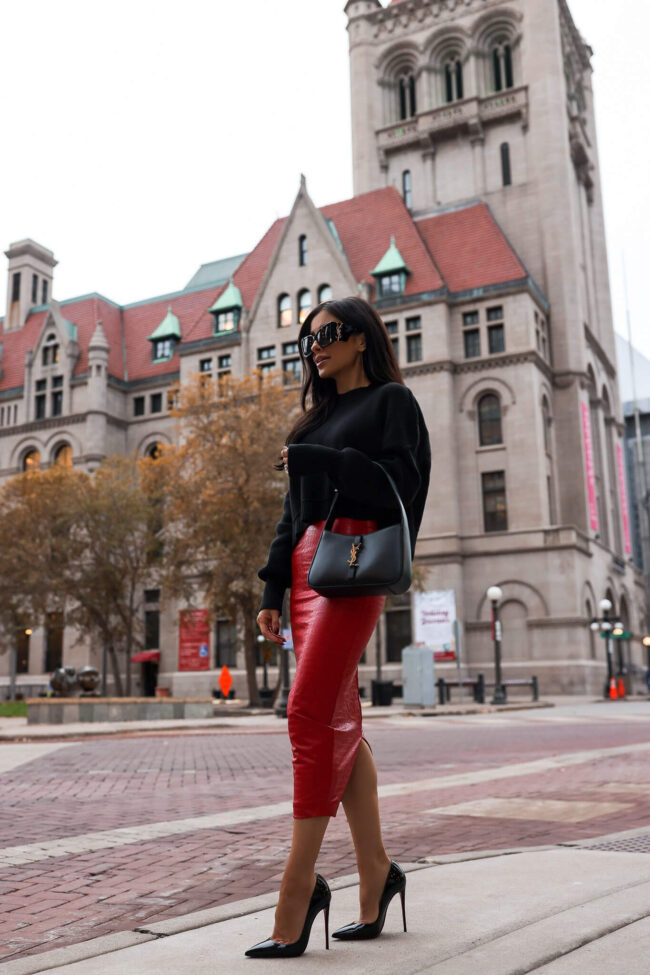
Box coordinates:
[0,0,644,698]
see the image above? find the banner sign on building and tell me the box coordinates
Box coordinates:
[616,442,632,556]
[581,401,599,531]
[413,590,456,659]
[178,609,211,671]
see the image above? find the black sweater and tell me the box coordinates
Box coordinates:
[257,381,431,611]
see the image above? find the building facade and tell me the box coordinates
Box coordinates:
[0,0,645,697]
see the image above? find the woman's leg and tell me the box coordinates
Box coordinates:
[341,739,391,922]
[270,815,330,943]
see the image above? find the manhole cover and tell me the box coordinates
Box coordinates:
[579,831,650,854]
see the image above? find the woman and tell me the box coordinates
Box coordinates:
[246,296,431,958]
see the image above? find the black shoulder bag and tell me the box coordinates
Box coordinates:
[307,469,412,597]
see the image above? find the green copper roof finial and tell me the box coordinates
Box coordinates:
[147,304,181,342]
[209,277,243,314]
[370,235,411,277]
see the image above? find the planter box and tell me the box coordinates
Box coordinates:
[25,697,214,725]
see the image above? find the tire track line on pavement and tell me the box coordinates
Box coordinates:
[2,740,649,869]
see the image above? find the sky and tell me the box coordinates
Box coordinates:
[1,0,649,364]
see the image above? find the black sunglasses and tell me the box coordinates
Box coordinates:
[300,321,361,357]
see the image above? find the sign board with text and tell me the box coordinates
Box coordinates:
[178,609,211,671]
[413,590,457,659]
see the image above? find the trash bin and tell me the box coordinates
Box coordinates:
[401,645,435,707]
[371,679,394,706]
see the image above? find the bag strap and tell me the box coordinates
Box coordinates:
[323,466,409,534]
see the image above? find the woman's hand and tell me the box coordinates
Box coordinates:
[256,609,286,645]
[281,445,289,474]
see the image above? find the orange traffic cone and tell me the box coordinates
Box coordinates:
[608,676,618,700]
[617,677,626,699]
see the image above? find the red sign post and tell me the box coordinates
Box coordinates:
[178,610,211,671]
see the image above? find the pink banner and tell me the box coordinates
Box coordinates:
[616,442,632,555]
[581,402,599,531]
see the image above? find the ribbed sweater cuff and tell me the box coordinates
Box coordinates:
[258,579,287,613]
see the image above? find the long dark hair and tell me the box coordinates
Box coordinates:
[277,296,404,463]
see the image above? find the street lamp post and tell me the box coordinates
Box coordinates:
[589,598,623,698]
[274,642,292,719]
[487,585,506,705]
[256,634,273,708]
[9,627,32,702]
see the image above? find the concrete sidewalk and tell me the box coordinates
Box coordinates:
[4,835,650,975]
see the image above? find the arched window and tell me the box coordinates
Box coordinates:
[147,442,163,461]
[42,333,60,367]
[299,235,307,267]
[298,289,312,325]
[278,294,292,328]
[402,170,412,208]
[54,444,73,467]
[23,449,41,471]
[398,72,416,119]
[318,284,333,303]
[478,394,502,446]
[444,57,463,103]
[492,42,514,91]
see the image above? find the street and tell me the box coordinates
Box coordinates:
[1,700,649,967]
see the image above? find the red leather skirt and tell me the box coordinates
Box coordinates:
[288,518,386,819]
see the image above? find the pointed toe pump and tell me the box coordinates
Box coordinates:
[332,860,406,941]
[245,873,331,958]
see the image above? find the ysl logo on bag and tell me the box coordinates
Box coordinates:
[347,540,362,567]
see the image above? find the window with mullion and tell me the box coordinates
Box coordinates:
[215,309,238,333]
[406,333,422,363]
[379,273,404,297]
[154,338,174,360]
[283,358,302,384]
[488,324,505,354]
[464,329,480,358]
[482,471,508,532]
[478,394,503,446]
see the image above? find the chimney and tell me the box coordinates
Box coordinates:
[4,239,57,331]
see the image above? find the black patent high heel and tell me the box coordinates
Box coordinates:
[245,873,331,958]
[332,860,407,941]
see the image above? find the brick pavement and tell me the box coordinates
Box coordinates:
[1,711,650,962]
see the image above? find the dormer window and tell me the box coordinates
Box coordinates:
[214,310,238,333]
[154,338,174,360]
[299,235,307,266]
[147,306,181,362]
[371,237,411,299]
[209,278,243,335]
[42,333,60,366]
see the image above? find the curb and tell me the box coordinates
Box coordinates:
[0,700,555,742]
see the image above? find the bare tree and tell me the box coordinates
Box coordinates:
[144,371,298,705]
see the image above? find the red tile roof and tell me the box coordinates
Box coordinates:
[415,202,527,293]
[321,187,444,295]
[0,193,531,393]
[0,295,125,393]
